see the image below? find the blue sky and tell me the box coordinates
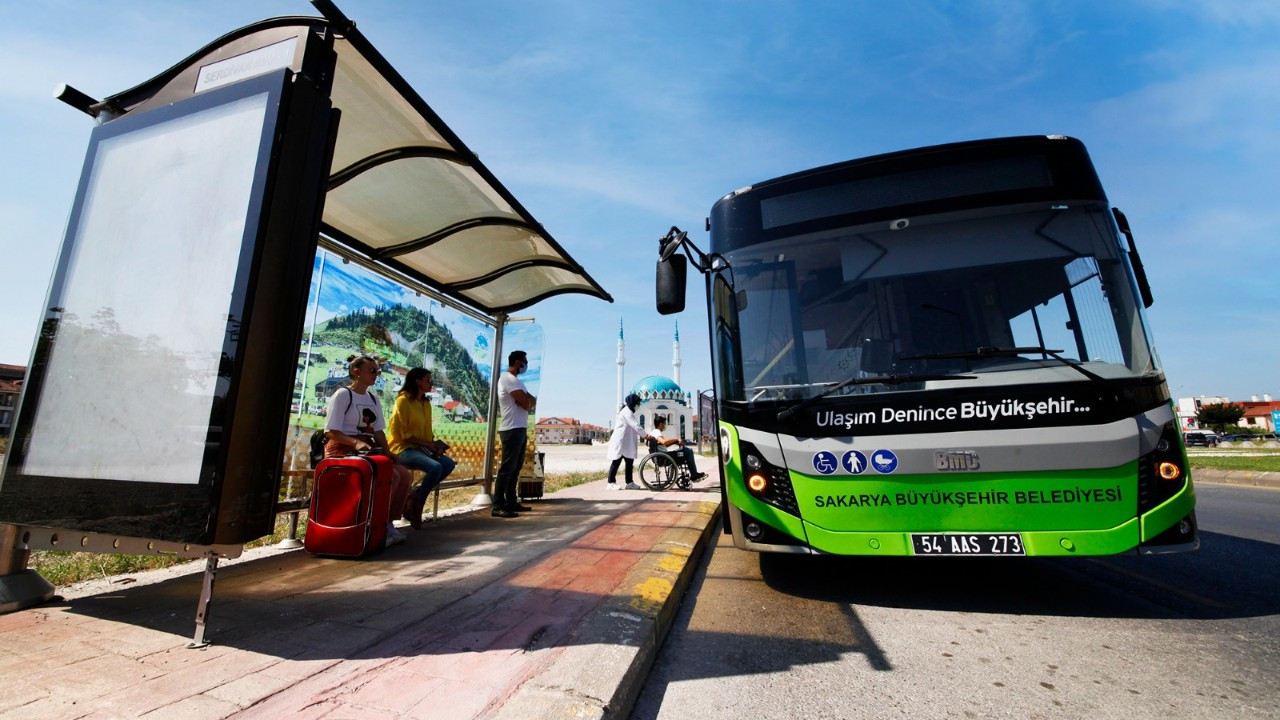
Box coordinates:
[2,0,1278,426]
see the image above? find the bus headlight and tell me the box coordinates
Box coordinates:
[1139,420,1188,515]
[737,441,800,516]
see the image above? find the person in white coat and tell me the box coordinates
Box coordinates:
[606,393,644,490]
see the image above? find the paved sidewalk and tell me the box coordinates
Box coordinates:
[0,479,722,719]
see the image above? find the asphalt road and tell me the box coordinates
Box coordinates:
[632,483,1280,720]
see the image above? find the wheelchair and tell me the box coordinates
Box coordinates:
[637,438,694,491]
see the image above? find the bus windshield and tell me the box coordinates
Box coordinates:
[724,202,1159,405]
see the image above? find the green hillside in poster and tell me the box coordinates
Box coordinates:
[312,304,489,417]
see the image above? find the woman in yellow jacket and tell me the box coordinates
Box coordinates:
[387,368,456,528]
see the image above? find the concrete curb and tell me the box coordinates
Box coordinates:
[489,500,722,720]
[1192,468,1280,490]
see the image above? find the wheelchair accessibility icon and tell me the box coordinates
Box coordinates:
[812,451,838,475]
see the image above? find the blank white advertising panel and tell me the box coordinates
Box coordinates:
[23,91,271,484]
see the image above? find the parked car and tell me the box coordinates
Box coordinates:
[1260,433,1278,441]
[1184,432,1217,447]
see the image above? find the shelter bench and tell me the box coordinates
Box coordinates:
[276,468,487,542]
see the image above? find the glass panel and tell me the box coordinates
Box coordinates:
[285,254,498,479]
[24,92,271,484]
[719,205,1157,406]
[761,155,1054,230]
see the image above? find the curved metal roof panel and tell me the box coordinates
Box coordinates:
[96,9,612,317]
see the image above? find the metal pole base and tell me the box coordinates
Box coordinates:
[470,492,493,507]
[277,510,303,548]
[185,555,219,649]
[0,570,56,614]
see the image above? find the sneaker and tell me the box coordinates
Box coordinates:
[624,482,642,490]
[605,482,621,491]
[384,525,406,547]
[491,508,518,518]
[694,473,708,481]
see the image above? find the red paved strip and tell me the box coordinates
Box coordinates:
[234,501,694,719]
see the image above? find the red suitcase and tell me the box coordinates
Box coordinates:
[305,453,393,556]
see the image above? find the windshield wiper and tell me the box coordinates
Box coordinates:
[899,346,1109,385]
[776,371,975,421]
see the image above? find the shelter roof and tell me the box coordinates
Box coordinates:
[92,7,611,317]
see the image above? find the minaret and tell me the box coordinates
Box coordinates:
[616,317,626,411]
[672,320,682,389]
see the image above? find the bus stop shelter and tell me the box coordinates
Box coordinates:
[0,0,611,624]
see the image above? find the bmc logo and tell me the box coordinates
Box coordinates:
[935,450,980,471]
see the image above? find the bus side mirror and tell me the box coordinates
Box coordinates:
[657,254,687,315]
[1112,207,1154,308]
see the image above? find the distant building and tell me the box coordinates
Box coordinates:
[1238,400,1280,433]
[0,364,26,437]
[1176,396,1230,431]
[612,320,698,443]
[535,417,606,444]
[1177,394,1279,433]
[630,375,694,442]
[314,376,348,403]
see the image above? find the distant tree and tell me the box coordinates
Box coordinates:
[1196,403,1245,433]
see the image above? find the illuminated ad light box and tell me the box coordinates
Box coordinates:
[1,68,334,544]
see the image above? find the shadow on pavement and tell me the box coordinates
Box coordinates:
[43,500,682,661]
[758,529,1279,620]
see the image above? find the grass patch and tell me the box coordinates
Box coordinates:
[1188,454,1280,473]
[32,514,302,588]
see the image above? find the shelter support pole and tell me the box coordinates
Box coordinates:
[186,554,220,649]
[0,523,55,614]
[279,511,303,549]
[475,312,507,506]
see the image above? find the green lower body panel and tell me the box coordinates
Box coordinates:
[728,462,1196,557]
[803,517,1140,556]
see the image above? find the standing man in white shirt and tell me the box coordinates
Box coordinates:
[494,350,536,517]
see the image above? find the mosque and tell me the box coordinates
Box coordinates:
[615,319,695,441]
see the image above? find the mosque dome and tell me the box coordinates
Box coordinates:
[632,375,680,395]
[631,375,689,406]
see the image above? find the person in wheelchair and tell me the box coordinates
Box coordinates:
[646,417,707,481]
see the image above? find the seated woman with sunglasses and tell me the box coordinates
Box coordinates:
[323,355,415,546]
[387,367,457,529]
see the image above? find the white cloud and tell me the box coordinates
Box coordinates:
[1139,0,1280,26]
[1091,58,1280,154]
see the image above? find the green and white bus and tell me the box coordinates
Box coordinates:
[656,136,1197,556]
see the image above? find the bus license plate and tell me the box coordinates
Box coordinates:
[911,533,1025,556]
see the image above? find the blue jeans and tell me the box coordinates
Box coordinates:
[672,447,700,475]
[399,447,457,503]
